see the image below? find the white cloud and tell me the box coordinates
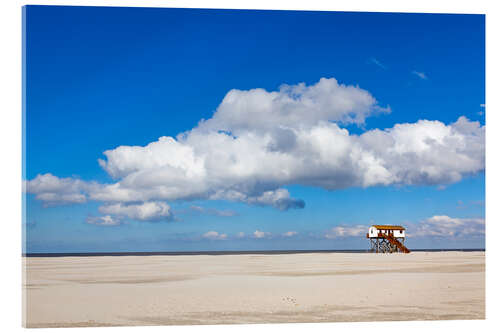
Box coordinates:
[87,116,483,208]
[412,71,428,80]
[410,215,484,238]
[98,201,173,221]
[25,77,484,216]
[24,173,91,206]
[480,104,485,108]
[325,225,367,238]
[196,77,389,133]
[283,231,298,237]
[86,215,122,226]
[190,205,238,217]
[236,232,245,238]
[241,189,304,210]
[202,231,228,240]
[369,57,386,69]
[253,230,271,239]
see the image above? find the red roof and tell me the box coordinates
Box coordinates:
[372,225,405,230]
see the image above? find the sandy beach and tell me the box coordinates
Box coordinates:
[23,251,485,327]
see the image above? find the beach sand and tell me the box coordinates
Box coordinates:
[23,251,485,327]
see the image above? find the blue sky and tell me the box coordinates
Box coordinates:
[24,6,485,253]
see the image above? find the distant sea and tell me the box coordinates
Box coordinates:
[23,249,485,257]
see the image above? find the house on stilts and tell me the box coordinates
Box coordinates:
[366,225,411,253]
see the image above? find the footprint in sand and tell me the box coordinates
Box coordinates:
[282,296,298,306]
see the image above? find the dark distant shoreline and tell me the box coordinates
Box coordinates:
[22,248,485,257]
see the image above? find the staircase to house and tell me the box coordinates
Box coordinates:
[379,233,411,253]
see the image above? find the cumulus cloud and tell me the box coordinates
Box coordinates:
[195,77,389,133]
[24,173,92,206]
[325,225,368,238]
[410,215,484,238]
[242,189,305,211]
[25,77,484,219]
[98,201,173,221]
[87,116,483,209]
[283,231,298,237]
[86,215,122,226]
[253,230,271,239]
[202,231,228,240]
[412,71,428,80]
